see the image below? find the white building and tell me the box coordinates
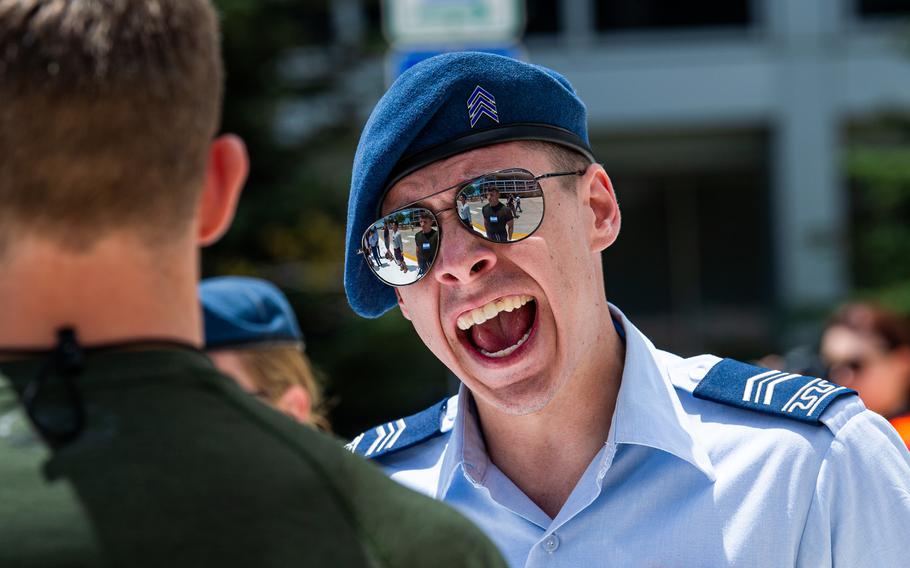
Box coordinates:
[511,0,910,355]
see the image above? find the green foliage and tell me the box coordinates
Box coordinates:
[206,1,448,436]
[846,121,910,315]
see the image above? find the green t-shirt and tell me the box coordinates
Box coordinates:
[0,350,506,568]
[481,202,513,240]
[415,229,439,264]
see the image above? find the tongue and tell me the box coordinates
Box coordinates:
[470,301,535,354]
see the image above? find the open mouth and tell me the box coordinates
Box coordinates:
[456,294,538,359]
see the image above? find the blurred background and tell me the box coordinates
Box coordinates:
[204,0,910,437]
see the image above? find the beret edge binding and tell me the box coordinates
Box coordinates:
[376,123,596,216]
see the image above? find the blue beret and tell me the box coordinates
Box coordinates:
[200,276,303,350]
[344,52,594,318]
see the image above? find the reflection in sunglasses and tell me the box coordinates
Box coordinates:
[362,168,582,287]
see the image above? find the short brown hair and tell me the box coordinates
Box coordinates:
[826,303,910,351]
[522,141,592,191]
[0,0,223,250]
[235,345,332,431]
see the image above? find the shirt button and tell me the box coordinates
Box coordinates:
[543,534,560,553]
[689,365,708,382]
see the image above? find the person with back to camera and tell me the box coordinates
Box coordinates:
[820,302,910,448]
[344,52,910,567]
[0,3,507,566]
[201,276,330,429]
[383,223,392,260]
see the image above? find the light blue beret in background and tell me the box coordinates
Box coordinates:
[344,51,595,318]
[200,276,303,350]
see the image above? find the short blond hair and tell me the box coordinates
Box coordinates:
[0,0,222,250]
[234,345,331,431]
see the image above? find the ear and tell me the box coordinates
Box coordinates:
[198,134,249,247]
[276,385,312,424]
[581,164,621,253]
[395,289,412,321]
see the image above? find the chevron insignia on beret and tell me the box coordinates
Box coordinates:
[693,358,856,424]
[346,397,452,459]
[467,85,499,128]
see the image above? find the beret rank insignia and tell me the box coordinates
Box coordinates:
[467,85,499,128]
[693,359,856,424]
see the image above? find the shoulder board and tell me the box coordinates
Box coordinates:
[345,396,455,459]
[693,358,856,424]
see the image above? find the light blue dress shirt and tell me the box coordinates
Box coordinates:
[375,305,910,567]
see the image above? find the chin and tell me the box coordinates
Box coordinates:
[471,372,558,416]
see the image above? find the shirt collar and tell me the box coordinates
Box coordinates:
[436,303,715,499]
[607,304,716,481]
[437,386,487,499]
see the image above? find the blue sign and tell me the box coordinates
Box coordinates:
[386,44,524,85]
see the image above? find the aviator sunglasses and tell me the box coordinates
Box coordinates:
[360,168,585,287]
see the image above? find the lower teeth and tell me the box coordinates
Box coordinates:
[479,327,532,358]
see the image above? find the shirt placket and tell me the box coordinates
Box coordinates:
[520,442,618,567]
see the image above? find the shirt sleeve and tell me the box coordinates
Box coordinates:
[796,410,910,567]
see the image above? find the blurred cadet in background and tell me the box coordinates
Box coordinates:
[820,302,910,447]
[481,187,513,242]
[201,276,330,429]
[0,2,506,567]
[344,52,910,567]
[416,211,440,276]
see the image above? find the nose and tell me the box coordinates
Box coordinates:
[433,215,497,285]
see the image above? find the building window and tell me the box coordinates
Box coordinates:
[596,130,772,356]
[525,0,561,35]
[595,0,751,32]
[857,0,910,17]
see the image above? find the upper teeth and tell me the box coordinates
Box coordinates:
[457,294,534,331]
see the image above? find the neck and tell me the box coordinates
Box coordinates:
[475,305,624,519]
[0,234,201,350]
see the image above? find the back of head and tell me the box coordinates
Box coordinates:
[0,0,222,251]
[232,344,331,431]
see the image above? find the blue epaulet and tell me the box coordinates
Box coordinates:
[345,397,454,459]
[693,358,856,424]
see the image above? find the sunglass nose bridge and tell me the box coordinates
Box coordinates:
[430,227,499,286]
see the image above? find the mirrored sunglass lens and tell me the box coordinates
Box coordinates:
[362,208,439,286]
[456,171,543,244]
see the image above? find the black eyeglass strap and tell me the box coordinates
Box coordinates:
[21,328,86,448]
[3,329,202,449]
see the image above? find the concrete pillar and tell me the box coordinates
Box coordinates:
[560,0,595,48]
[332,0,364,49]
[766,0,848,326]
